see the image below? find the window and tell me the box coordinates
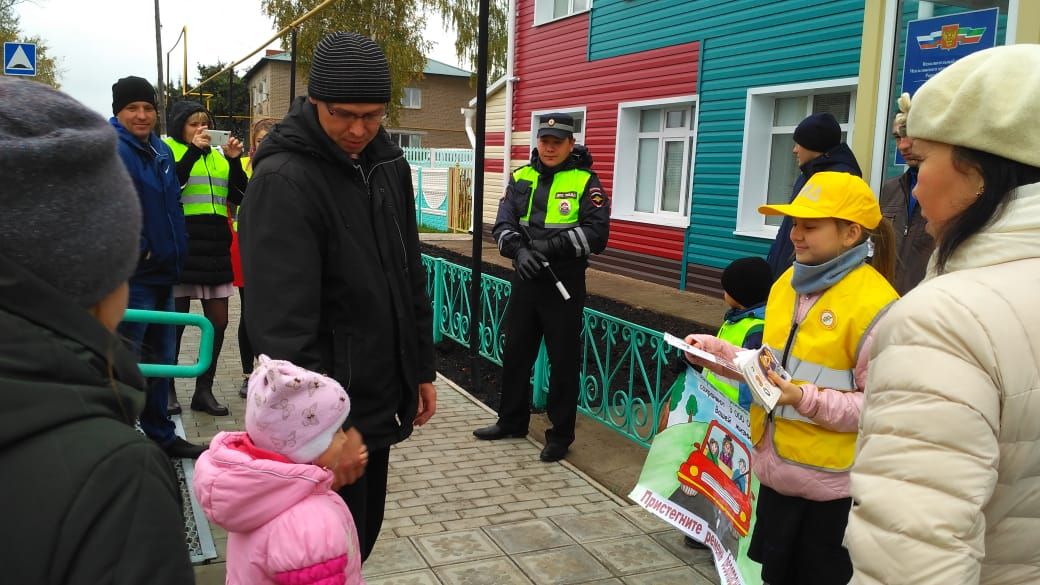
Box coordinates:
[534,0,590,25]
[389,132,422,148]
[612,96,698,227]
[736,79,857,238]
[529,107,586,146]
[401,87,422,109]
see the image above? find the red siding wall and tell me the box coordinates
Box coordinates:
[607,219,685,261]
[512,3,699,261]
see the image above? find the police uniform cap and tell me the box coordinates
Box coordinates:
[537,113,575,139]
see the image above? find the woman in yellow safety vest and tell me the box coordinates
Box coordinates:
[683,172,899,585]
[164,101,247,417]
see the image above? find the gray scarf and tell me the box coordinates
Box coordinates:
[791,241,870,295]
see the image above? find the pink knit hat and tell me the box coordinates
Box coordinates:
[245,355,350,463]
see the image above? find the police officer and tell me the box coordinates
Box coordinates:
[473,113,610,462]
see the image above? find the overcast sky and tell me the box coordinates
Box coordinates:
[15,0,464,117]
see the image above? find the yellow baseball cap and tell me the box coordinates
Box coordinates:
[758,171,882,229]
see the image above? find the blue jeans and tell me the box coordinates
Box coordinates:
[117,283,177,446]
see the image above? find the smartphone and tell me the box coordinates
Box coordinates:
[206,129,230,147]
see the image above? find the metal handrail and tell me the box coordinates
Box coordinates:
[122,309,214,378]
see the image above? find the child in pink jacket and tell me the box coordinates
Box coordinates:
[193,355,365,585]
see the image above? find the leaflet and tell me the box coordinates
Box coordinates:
[662,333,743,379]
[732,346,789,412]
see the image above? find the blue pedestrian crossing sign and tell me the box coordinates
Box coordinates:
[4,42,37,76]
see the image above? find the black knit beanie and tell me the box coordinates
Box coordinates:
[112,75,157,115]
[793,112,841,153]
[308,32,391,104]
[721,257,772,308]
[1,77,141,307]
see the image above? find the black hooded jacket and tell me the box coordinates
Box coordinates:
[166,100,247,285]
[239,97,435,450]
[0,252,193,585]
[765,143,862,279]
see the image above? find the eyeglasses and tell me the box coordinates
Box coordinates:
[324,102,387,125]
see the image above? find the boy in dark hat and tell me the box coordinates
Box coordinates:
[765,112,862,279]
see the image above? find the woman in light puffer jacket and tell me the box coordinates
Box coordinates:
[847,44,1040,585]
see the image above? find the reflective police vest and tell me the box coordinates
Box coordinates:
[751,264,897,472]
[513,166,592,229]
[705,313,764,404]
[164,138,231,218]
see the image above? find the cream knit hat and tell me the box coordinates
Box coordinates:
[907,44,1040,168]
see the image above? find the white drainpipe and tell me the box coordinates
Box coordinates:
[462,107,476,147]
[503,0,518,194]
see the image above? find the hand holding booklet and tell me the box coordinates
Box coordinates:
[732,346,790,412]
[662,333,743,379]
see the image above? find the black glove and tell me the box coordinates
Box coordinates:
[530,235,574,260]
[513,247,548,280]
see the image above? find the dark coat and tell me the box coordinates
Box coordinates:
[880,168,933,295]
[0,252,194,585]
[110,118,187,286]
[240,97,436,451]
[166,100,246,285]
[765,143,862,279]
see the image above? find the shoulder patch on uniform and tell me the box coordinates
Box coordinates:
[590,186,607,208]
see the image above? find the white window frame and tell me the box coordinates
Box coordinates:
[529,106,587,147]
[610,95,699,228]
[734,78,857,240]
[402,87,422,109]
[533,0,592,26]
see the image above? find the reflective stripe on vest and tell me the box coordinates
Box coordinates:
[164,138,231,218]
[750,264,898,472]
[704,314,764,404]
[513,166,591,229]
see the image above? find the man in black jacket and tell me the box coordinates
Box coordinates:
[473,113,610,463]
[0,77,193,585]
[240,32,436,562]
[765,112,862,278]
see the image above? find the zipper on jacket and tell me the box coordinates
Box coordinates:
[391,214,409,271]
[780,321,799,369]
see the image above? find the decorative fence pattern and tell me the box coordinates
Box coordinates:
[404,147,475,169]
[423,254,680,447]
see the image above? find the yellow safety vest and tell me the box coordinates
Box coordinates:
[705,312,764,404]
[750,263,898,472]
[164,138,231,218]
[513,166,591,229]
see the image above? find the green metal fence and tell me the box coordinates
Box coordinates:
[122,309,214,378]
[423,254,679,447]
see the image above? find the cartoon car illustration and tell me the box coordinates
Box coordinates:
[676,419,753,537]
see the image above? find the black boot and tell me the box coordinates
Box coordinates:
[168,385,182,415]
[191,387,229,416]
[238,377,249,399]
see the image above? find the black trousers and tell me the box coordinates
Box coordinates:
[498,269,587,447]
[237,287,254,374]
[336,446,390,562]
[749,484,853,585]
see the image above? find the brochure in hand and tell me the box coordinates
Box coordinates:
[732,346,790,412]
[662,333,743,379]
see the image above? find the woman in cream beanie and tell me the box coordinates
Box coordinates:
[847,44,1040,584]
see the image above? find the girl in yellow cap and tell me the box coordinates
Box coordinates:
[683,171,899,585]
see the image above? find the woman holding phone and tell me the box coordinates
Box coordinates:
[164,100,246,416]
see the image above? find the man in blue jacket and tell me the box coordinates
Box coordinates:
[110,76,203,459]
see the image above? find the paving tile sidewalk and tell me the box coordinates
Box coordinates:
[182,296,721,584]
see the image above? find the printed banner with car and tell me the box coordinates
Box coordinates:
[629,366,763,585]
